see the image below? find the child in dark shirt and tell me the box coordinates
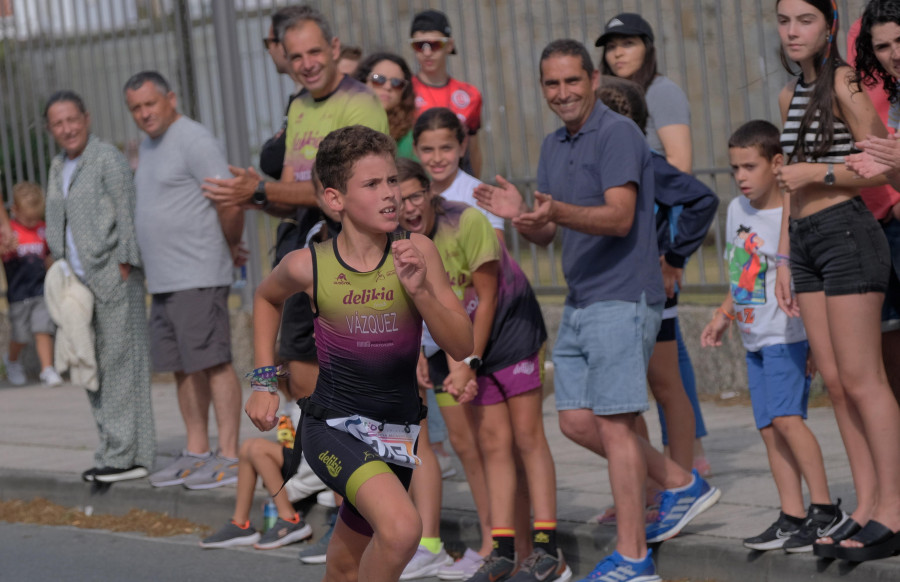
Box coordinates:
[2,182,61,386]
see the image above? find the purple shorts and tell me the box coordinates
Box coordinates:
[471,351,543,406]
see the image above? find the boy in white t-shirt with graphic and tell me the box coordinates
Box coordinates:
[701,120,846,553]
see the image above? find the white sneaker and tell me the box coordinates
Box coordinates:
[40,366,63,387]
[438,548,484,579]
[400,544,453,579]
[5,358,26,386]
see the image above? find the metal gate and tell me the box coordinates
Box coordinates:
[0,0,868,300]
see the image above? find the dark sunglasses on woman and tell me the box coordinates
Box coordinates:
[370,73,408,90]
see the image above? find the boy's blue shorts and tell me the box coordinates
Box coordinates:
[746,340,811,430]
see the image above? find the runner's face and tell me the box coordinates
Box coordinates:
[414,128,464,187]
[777,0,829,64]
[339,154,401,233]
[283,20,341,98]
[369,59,406,111]
[398,178,434,235]
[46,100,90,159]
[872,21,900,79]
[604,35,646,80]
[412,30,451,76]
[540,54,598,133]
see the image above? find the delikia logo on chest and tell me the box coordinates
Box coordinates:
[342,287,395,310]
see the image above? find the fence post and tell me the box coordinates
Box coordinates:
[211,1,260,310]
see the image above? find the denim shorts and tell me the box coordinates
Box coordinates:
[746,341,811,430]
[789,197,890,296]
[553,293,663,416]
[881,218,900,330]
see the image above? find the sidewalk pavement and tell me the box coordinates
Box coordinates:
[1,379,898,581]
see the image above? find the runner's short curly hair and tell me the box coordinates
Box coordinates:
[314,125,396,194]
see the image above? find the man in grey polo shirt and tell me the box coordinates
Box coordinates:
[125,70,245,490]
[474,40,719,581]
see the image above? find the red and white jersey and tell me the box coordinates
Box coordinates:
[412,76,483,134]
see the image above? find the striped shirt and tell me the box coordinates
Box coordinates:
[780,79,858,163]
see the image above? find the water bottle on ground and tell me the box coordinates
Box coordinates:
[263,498,277,532]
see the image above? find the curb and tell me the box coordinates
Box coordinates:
[1,470,897,581]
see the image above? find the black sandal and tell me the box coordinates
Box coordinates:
[813,518,860,558]
[831,520,900,562]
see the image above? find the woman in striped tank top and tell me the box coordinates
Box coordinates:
[775,0,900,562]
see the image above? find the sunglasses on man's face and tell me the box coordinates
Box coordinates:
[370,73,408,90]
[409,37,450,53]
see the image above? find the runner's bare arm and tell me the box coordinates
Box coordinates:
[246,249,314,431]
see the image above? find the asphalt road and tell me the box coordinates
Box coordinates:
[0,522,331,582]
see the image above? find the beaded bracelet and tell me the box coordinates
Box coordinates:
[246,365,288,393]
[717,307,736,321]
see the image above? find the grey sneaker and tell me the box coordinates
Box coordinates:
[182,454,239,490]
[298,511,336,564]
[149,450,213,487]
[508,548,572,582]
[200,520,260,548]
[465,551,516,582]
[254,516,313,550]
[5,357,26,386]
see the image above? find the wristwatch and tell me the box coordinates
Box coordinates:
[252,180,268,206]
[463,355,483,371]
[824,163,836,186]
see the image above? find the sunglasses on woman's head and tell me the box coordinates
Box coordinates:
[409,38,449,53]
[370,73,408,90]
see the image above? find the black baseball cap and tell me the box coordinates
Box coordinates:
[411,9,457,54]
[595,13,654,47]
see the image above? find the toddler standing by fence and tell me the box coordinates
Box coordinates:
[2,182,62,386]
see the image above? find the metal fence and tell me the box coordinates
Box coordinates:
[0,0,868,299]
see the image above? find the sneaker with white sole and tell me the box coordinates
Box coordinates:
[508,548,572,582]
[149,450,213,487]
[182,454,239,490]
[578,550,661,582]
[465,551,516,582]
[401,544,454,579]
[39,366,63,386]
[93,465,149,483]
[200,520,261,548]
[743,511,803,551]
[783,503,848,554]
[438,548,484,580]
[254,516,313,549]
[645,469,721,543]
[298,510,336,564]
[5,358,26,386]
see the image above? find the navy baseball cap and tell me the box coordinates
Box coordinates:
[411,9,457,54]
[595,13,655,47]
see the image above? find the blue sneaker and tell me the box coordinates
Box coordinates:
[578,550,661,582]
[645,469,721,543]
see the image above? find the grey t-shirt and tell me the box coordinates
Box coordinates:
[134,116,233,294]
[645,75,691,155]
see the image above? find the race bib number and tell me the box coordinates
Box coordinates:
[326,415,421,469]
